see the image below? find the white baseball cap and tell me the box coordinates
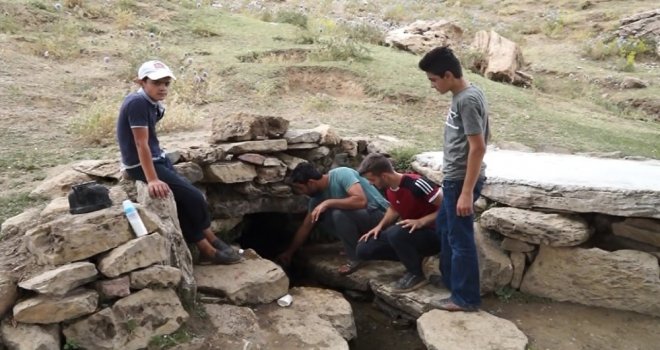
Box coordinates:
[137,60,176,80]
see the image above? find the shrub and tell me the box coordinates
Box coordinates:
[542,9,564,38]
[310,37,372,62]
[274,10,308,29]
[339,22,384,45]
[388,146,423,172]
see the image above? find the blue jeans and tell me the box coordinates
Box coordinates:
[436,178,484,308]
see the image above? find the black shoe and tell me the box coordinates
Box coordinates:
[210,249,242,265]
[392,272,428,293]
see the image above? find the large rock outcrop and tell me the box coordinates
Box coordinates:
[520,246,660,317]
[385,20,463,55]
[471,30,532,87]
[617,9,660,57]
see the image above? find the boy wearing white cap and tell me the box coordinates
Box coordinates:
[116,60,241,264]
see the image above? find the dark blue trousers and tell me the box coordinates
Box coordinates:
[126,158,209,243]
[437,178,484,308]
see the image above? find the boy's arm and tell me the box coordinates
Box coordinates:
[457,133,486,216]
[277,212,315,265]
[131,128,170,198]
[311,182,367,222]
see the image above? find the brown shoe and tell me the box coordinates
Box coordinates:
[429,298,479,312]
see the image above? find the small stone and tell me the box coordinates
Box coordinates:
[96,233,169,278]
[500,237,535,253]
[129,265,182,289]
[13,289,98,324]
[96,276,131,300]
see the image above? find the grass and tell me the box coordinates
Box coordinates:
[148,328,193,349]
[0,192,47,229]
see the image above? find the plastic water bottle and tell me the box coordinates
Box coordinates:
[122,200,148,237]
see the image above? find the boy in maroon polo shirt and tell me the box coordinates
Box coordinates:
[356,153,442,293]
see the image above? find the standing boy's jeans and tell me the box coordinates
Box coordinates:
[318,207,384,262]
[436,178,484,308]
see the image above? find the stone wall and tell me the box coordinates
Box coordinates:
[414,150,660,317]
[0,114,374,349]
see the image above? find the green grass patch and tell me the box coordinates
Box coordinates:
[0,192,47,228]
[148,328,193,349]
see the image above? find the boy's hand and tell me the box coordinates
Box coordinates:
[456,192,474,216]
[359,225,382,242]
[148,180,170,198]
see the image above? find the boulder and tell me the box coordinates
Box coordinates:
[173,162,204,183]
[204,304,262,345]
[371,275,451,318]
[13,289,98,324]
[18,262,98,296]
[0,320,60,350]
[275,152,307,170]
[0,207,41,239]
[210,217,243,234]
[136,182,196,308]
[417,309,528,350]
[255,287,356,349]
[220,139,288,155]
[129,265,182,289]
[312,125,341,146]
[194,249,288,305]
[179,145,225,165]
[340,139,358,158]
[26,207,135,265]
[284,129,321,144]
[97,233,169,278]
[255,162,287,184]
[612,217,660,248]
[62,288,188,350]
[385,20,463,55]
[29,169,92,199]
[520,246,660,316]
[415,150,660,219]
[210,113,289,143]
[480,207,593,247]
[471,30,531,87]
[205,162,256,183]
[0,273,17,317]
[290,146,331,161]
[620,77,649,89]
[96,276,131,300]
[38,197,70,223]
[298,243,406,292]
[71,159,121,180]
[475,225,513,294]
[500,237,535,253]
[237,153,267,165]
[510,252,526,289]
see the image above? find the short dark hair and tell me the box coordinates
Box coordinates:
[418,46,463,79]
[290,162,321,184]
[358,153,394,176]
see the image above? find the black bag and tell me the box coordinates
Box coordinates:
[68,181,112,214]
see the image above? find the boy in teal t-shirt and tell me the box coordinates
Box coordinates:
[278,164,389,275]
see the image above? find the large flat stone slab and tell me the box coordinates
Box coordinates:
[298,243,406,292]
[415,150,660,218]
[18,262,98,296]
[254,287,355,350]
[480,207,593,247]
[371,275,451,318]
[194,250,288,305]
[520,246,660,317]
[25,207,155,265]
[63,288,188,350]
[417,309,528,350]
